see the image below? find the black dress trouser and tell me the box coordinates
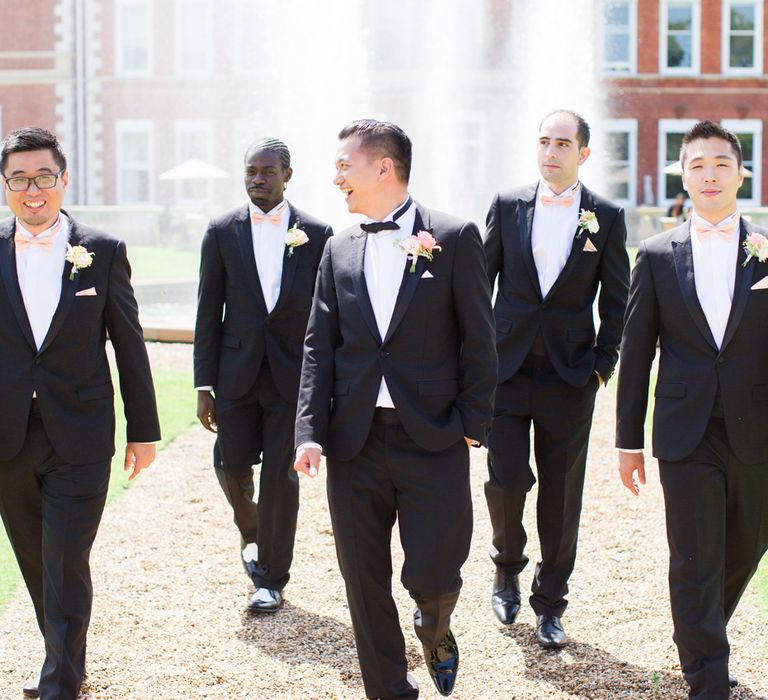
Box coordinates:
[0,401,110,700]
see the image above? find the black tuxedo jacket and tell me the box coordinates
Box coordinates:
[295,203,497,461]
[484,183,629,386]
[0,212,160,464]
[194,202,332,402]
[616,219,768,465]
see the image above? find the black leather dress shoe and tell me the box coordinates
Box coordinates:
[248,587,283,612]
[491,570,521,625]
[22,673,40,698]
[423,629,459,696]
[729,673,738,688]
[536,615,567,648]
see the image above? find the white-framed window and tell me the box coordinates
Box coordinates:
[602,0,637,74]
[660,0,701,75]
[658,118,698,205]
[603,119,637,206]
[115,120,154,204]
[115,0,153,77]
[175,0,211,76]
[174,121,212,203]
[721,119,762,205]
[722,1,763,75]
[233,4,278,75]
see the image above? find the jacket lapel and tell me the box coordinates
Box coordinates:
[270,202,298,316]
[544,185,592,300]
[350,227,382,344]
[383,204,429,344]
[671,223,719,351]
[235,205,269,315]
[720,218,755,352]
[519,185,542,299]
[37,215,82,354]
[0,217,37,350]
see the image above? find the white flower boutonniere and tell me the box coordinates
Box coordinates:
[395,230,442,272]
[285,226,309,257]
[65,243,94,281]
[576,209,600,239]
[743,232,768,267]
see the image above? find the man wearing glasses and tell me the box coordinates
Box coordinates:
[0,126,160,699]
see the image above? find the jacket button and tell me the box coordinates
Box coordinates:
[718,357,725,364]
[541,303,548,309]
[34,358,41,366]
[380,351,389,358]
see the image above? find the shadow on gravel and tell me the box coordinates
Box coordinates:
[237,602,361,687]
[502,623,766,700]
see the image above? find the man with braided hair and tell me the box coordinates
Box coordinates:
[194,137,332,611]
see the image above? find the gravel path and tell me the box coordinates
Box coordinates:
[0,343,765,699]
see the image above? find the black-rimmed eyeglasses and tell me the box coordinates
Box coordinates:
[4,171,65,192]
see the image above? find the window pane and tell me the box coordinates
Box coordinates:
[665,132,684,162]
[122,133,149,162]
[608,132,630,160]
[738,177,753,199]
[667,5,692,30]
[122,171,150,202]
[665,174,684,200]
[605,34,630,62]
[119,5,149,71]
[731,4,755,30]
[605,2,629,25]
[737,133,753,161]
[730,36,755,67]
[668,35,692,67]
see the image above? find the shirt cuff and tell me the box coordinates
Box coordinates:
[297,442,322,453]
[196,386,214,392]
[618,448,644,453]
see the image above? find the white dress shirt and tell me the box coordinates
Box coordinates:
[531,181,581,297]
[690,211,739,350]
[15,213,68,350]
[363,197,415,408]
[249,200,289,314]
[619,210,740,454]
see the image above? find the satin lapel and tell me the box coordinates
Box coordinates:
[350,228,382,344]
[270,204,298,316]
[0,220,37,350]
[383,206,429,344]
[671,225,718,351]
[544,187,593,301]
[720,219,755,352]
[519,187,542,299]
[37,219,81,354]
[235,207,268,315]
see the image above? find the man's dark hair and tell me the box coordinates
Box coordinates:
[539,109,591,148]
[245,136,291,170]
[679,120,743,169]
[1,126,67,175]
[338,119,412,184]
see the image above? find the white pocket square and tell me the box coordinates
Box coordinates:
[75,287,97,297]
[421,270,434,279]
[583,238,598,253]
[751,277,768,290]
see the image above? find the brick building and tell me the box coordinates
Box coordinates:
[601,0,768,209]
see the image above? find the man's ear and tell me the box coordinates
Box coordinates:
[577,146,591,166]
[378,156,395,180]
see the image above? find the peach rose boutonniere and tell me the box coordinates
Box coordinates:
[285,226,309,257]
[743,232,768,267]
[396,230,442,272]
[64,243,94,281]
[576,209,600,238]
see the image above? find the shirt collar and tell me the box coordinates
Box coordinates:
[691,210,740,232]
[364,195,413,225]
[249,200,287,217]
[15,212,66,240]
[538,180,581,200]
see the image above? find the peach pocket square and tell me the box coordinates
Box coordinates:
[75,287,97,297]
[583,238,598,253]
[751,277,768,291]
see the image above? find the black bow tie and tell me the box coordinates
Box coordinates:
[361,196,413,234]
[361,220,399,234]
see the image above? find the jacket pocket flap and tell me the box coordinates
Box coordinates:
[752,385,768,401]
[77,382,114,401]
[222,334,241,349]
[655,382,686,399]
[333,380,350,396]
[566,328,594,342]
[495,318,513,334]
[418,379,460,396]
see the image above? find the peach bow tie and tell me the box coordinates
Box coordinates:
[251,204,286,225]
[14,216,61,252]
[540,195,574,207]
[696,224,735,241]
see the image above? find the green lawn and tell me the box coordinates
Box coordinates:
[126,245,200,281]
[0,367,195,613]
